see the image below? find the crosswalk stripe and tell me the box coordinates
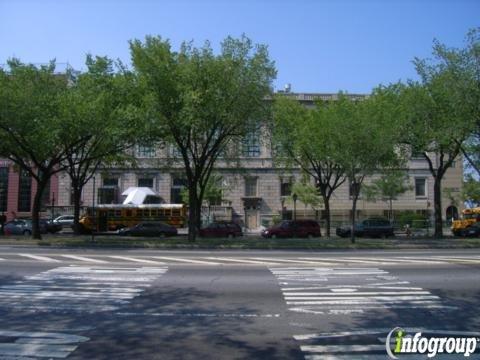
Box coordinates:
[60,255,108,263]
[206,257,282,265]
[301,344,385,353]
[152,256,220,265]
[296,258,355,265]
[107,256,165,265]
[250,257,321,264]
[19,254,61,262]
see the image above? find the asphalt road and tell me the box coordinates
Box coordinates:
[0,248,479,359]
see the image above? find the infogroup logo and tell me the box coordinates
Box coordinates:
[386,327,479,359]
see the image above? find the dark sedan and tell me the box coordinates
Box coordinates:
[199,222,243,238]
[457,222,480,237]
[3,218,62,235]
[336,218,394,238]
[118,222,178,237]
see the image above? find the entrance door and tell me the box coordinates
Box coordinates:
[246,210,258,229]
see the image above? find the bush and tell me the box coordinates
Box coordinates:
[395,211,428,229]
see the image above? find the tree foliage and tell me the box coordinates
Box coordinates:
[0,60,75,239]
[59,55,144,234]
[130,35,276,241]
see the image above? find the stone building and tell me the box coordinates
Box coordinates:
[51,92,463,229]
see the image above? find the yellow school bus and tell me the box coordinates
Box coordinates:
[451,207,480,236]
[79,204,186,232]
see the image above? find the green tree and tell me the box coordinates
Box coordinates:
[363,170,412,222]
[60,55,144,234]
[0,60,75,239]
[397,35,477,237]
[130,35,276,241]
[272,96,347,236]
[333,91,404,243]
[291,181,323,218]
[462,175,480,207]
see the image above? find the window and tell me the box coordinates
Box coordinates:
[0,167,8,212]
[349,182,361,199]
[171,176,187,204]
[103,177,118,187]
[171,146,182,158]
[18,170,31,212]
[415,178,426,197]
[242,131,260,157]
[97,188,117,204]
[245,178,257,197]
[138,177,154,188]
[280,180,292,197]
[136,145,155,158]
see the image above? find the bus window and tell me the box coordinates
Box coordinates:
[126,210,132,217]
[172,209,181,216]
[108,210,115,217]
[150,209,157,217]
[115,210,121,217]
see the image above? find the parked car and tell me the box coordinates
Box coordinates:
[52,215,75,227]
[336,217,394,238]
[456,222,480,237]
[40,219,63,234]
[261,220,321,238]
[199,222,243,238]
[2,219,60,235]
[118,222,178,237]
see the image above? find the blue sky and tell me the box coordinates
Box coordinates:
[0,0,478,93]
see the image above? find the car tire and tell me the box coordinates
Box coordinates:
[23,230,31,236]
[227,233,235,239]
[307,233,314,239]
[159,232,166,238]
[271,234,277,239]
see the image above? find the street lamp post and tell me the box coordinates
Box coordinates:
[292,193,298,221]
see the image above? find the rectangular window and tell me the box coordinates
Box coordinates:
[0,167,8,212]
[171,176,187,204]
[280,181,291,197]
[245,178,257,197]
[97,188,117,204]
[103,177,118,187]
[18,170,31,212]
[138,178,154,188]
[242,131,261,157]
[136,145,155,158]
[415,178,426,197]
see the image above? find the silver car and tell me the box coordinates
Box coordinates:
[52,215,74,227]
[3,219,34,236]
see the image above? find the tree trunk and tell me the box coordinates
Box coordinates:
[187,185,197,242]
[323,195,331,237]
[350,195,358,244]
[433,177,443,238]
[389,198,393,223]
[32,180,47,240]
[72,186,83,235]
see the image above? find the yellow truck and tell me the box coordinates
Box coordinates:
[451,207,480,236]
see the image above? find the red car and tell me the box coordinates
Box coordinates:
[261,220,321,238]
[199,222,243,238]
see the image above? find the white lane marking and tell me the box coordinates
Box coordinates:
[283,291,431,296]
[304,355,387,360]
[339,257,388,264]
[250,257,330,265]
[60,255,108,263]
[152,256,220,265]
[301,344,385,353]
[431,256,480,263]
[18,254,62,262]
[286,299,440,305]
[207,257,282,265]
[395,257,446,264]
[107,256,165,265]
[116,312,281,318]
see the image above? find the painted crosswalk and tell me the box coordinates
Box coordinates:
[0,330,90,359]
[271,267,456,315]
[2,253,480,266]
[292,329,480,359]
[0,266,168,313]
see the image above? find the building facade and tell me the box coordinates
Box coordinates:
[51,92,464,229]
